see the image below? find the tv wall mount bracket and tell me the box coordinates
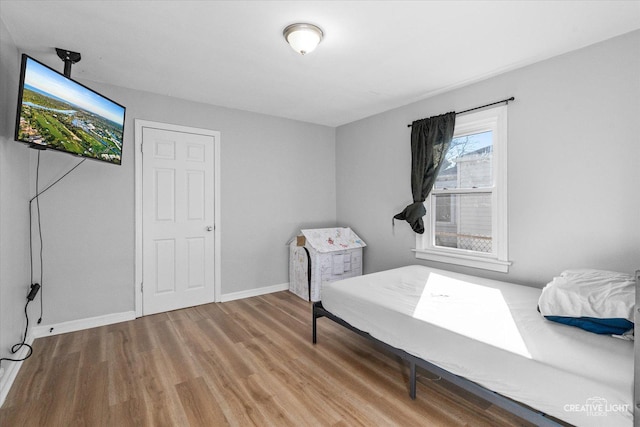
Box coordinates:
[55,48,81,78]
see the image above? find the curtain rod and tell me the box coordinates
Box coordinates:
[407,97,515,127]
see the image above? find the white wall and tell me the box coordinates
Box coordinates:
[336,30,640,287]
[2,22,638,335]
[0,13,336,381]
[5,73,336,325]
[0,17,32,371]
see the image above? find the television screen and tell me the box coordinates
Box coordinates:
[14,54,126,165]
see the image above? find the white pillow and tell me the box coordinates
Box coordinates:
[538,269,635,322]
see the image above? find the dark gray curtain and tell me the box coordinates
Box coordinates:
[394,112,456,234]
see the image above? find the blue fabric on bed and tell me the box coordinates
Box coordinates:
[544,315,633,335]
[538,269,635,336]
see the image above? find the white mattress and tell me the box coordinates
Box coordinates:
[321,265,633,427]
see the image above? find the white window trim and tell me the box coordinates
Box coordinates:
[414,105,510,273]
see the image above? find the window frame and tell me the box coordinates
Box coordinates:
[414,105,510,273]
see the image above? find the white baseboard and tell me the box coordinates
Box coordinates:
[31,311,136,338]
[0,334,34,408]
[220,282,289,302]
[0,310,136,408]
[1,284,292,407]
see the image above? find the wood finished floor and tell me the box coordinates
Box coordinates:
[1,291,538,426]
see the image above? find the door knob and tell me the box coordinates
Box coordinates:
[206,226,213,232]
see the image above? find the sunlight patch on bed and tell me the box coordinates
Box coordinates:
[412,273,531,358]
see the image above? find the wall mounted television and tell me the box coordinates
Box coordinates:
[14,54,126,165]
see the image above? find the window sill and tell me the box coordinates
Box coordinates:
[413,249,511,273]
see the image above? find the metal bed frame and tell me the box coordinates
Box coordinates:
[312,269,640,427]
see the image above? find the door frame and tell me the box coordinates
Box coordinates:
[134,119,221,317]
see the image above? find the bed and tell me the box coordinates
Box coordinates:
[312,265,638,427]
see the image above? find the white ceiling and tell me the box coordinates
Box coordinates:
[2,1,639,127]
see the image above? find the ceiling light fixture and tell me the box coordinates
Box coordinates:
[283,23,323,55]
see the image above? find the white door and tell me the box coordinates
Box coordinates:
[142,127,216,315]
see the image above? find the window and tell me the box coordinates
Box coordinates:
[415,105,510,272]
